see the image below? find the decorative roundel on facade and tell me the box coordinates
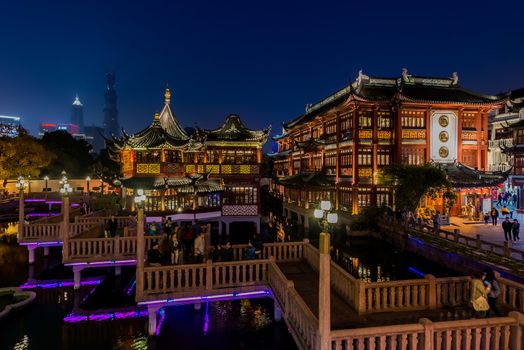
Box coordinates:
[439,146,449,158]
[439,131,449,142]
[439,115,449,127]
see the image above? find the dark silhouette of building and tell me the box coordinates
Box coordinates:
[71,94,84,133]
[103,72,119,137]
[84,126,105,153]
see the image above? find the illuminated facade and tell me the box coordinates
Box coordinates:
[0,115,21,137]
[106,88,270,231]
[271,69,508,217]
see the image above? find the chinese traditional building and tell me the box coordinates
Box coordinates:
[105,88,270,234]
[270,69,508,222]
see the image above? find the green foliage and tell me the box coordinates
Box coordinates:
[90,148,120,183]
[350,205,393,231]
[380,163,451,213]
[40,131,94,177]
[90,193,121,213]
[0,133,55,184]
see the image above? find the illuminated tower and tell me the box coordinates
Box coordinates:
[71,94,84,133]
[103,72,120,137]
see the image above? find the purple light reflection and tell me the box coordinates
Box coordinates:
[24,199,46,203]
[20,279,102,289]
[63,310,148,323]
[203,302,209,335]
[26,213,60,217]
[156,309,166,336]
[138,289,271,306]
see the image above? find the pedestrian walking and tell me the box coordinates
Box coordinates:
[490,207,499,226]
[108,215,118,238]
[470,271,489,318]
[512,219,520,242]
[483,269,501,317]
[502,217,512,242]
[432,211,441,233]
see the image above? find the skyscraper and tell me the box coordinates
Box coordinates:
[103,72,119,137]
[71,94,84,132]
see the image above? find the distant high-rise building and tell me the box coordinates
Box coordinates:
[0,115,21,137]
[103,72,119,137]
[84,126,105,153]
[71,94,84,133]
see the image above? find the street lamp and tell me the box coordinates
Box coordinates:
[313,199,337,350]
[59,172,73,260]
[44,176,49,192]
[134,189,146,300]
[16,176,28,241]
[85,176,91,194]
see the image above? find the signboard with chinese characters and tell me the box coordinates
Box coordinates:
[430,111,457,163]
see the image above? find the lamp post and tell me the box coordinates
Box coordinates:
[59,172,73,263]
[135,189,146,301]
[85,176,91,195]
[313,200,338,350]
[44,176,49,192]
[16,176,28,242]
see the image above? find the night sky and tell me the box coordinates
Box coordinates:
[1,0,523,149]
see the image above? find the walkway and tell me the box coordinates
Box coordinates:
[277,261,511,330]
[443,216,524,253]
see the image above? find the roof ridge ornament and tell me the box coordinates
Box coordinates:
[402,68,412,83]
[164,87,171,105]
[154,112,160,121]
[451,72,459,85]
[356,69,370,87]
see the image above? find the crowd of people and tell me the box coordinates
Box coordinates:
[470,269,501,318]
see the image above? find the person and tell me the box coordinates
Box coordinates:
[470,271,489,318]
[164,217,173,236]
[483,212,490,225]
[194,232,205,263]
[490,207,499,226]
[432,211,441,233]
[501,206,510,218]
[497,193,503,206]
[221,242,233,261]
[483,269,501,317]
[108,216,118,238]
[512,219,520,242]
[502,217,512,242]
[158,233,172,265]
[148,221,158,235]
[211,245,222,262]
[182,224,193,256]
[243,241,257,260]
[147,244,162,267]
[171,233,181,265]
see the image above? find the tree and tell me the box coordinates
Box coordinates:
[380,163,451,214]
[40,131,94,177]
[0,133,56,185]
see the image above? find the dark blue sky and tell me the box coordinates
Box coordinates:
[1,0,523,146]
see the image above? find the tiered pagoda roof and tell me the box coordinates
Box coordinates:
[105,88,202,161]
[436,162,509,188]
[120,174,223,193]
[281,69,505,130]
[197,114,271,144]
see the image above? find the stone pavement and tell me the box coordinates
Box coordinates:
[276,262,510,330]
[441,216,524,253]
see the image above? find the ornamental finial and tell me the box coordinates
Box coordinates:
[164,87,171,104]
[154,112,160,121]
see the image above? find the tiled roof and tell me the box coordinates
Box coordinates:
[198,114,270,144]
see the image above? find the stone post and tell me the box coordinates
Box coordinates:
[18,188,24,241]
[136,207,145,300]
[504,241,511,258]
[509,311,523,350]
[27,245,36,264]
[318,231,331,350]
[476,234,482,249]
[419,318,434,349]
[148,305,159,336]
[453,229,460,242]
[205,259,213,291]
[62,196,70,259]
[424,274,437,309]
[354,279,366,315]
[73,266,82,290]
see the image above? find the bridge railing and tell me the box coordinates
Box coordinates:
[330,312,524,350]
[362,278,429,313]
[21,223,61,242]
[499,276,524,313]
[380,220,524,261]
[262,241,305,261]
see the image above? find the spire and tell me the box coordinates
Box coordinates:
[164,86,171,105]
[72,94,82,106]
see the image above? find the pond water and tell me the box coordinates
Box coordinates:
[0,243,297,350]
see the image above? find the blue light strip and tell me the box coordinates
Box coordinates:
[407,266,425,277]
